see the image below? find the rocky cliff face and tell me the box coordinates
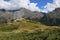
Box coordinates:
[0,8,44,21]
[41,8,60,26]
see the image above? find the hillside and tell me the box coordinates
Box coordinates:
[0,19,60,40]
[0,8,60,40]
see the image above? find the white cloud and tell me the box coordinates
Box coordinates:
[0,0,11,9]
[43,0,60,12]
[1,0,60,13]
[0,0,40,12]
[28,3,40,11]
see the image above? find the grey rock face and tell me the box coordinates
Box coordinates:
[0,8,44,22]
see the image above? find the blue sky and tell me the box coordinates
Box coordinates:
[4,0,10,1]
[4,0,53,9]
[30,0,53,9]
[2,0,60,12]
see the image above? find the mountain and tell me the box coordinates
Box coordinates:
[0,9,60,40]
[22,9,44,20]
[47,8,60,19]
[42,8,60,26]
[0,8,45,23]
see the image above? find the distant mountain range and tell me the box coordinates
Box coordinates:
[0,8,60,25]
[0,8,44,20]
[0,8,60,19]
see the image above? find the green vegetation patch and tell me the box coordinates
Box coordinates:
[0,28,60,40]
[0,24,19,32]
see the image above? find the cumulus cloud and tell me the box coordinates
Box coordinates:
[43,0,60,12]
[0,0,11,9]
[28,3,40,11]
[0,0,40,12]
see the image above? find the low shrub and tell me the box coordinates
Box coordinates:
[0,24,19,32]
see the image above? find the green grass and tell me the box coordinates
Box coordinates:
[0,19,60,40]
[0,24,19,32]
[0,28,60,40]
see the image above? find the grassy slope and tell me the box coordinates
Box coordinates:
[0,19,60,40]
[12,19,60,33]
[0,19,60,33]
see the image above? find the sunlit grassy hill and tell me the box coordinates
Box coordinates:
[0,8,60,40]
[0,19,60,40]
[0,19,60,32]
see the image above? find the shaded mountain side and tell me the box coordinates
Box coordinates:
[47,8,60,19]
[40,8,60,26]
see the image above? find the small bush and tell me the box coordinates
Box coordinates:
[0,24,19,32]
